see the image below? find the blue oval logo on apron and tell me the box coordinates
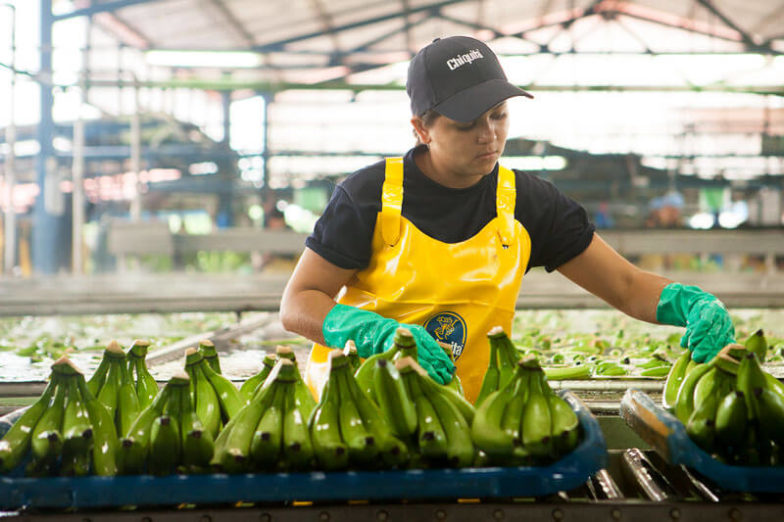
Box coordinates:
[424,312,467,360]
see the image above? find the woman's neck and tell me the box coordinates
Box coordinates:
[413,147,485,189]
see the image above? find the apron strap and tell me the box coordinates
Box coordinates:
[381,157,404,246]
[496,166,516,246]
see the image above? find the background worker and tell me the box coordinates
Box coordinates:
[279,36,735,403]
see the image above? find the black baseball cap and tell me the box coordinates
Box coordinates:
[406,36,533,123]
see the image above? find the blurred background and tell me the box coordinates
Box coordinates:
[0,0,783,314]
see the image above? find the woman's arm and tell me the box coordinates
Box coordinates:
[279,247,358,345]
[556,232,672,323]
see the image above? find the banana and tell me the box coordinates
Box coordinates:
[715,390,747,450]
[476,329,501,406]
[756,388,784,447]
[419,371,476,425]
[499,373,527,447]
[737,351,767,421]
[663,350,691,411]
[179,376,214,471]
[685,379,720,454]
[692,367,717,408]
[116,359,141,437]
[0,377,56,472]
[128,340,158,409]
[86,350,110,398]
[547,392,580,457]
[342,363,403,469]
[239,353,276,400]
[211,362,279,473]
[408,370,448,462]
[96,358,121,420]
[186,349,222,438]
[76,372,118,476]
[61,376,94,456]
[372,358,417,439]
[199,339,222,374]
[744,329,767,363]
[200,356,243,422]
[421,373,474,468]
[281,380,315,471]
[489,326,519,389]
[674,363,712,424]
[148,415,180,476]
[249,382,284,470]
[470,374,517,460]
[30,374,68,465]
[521,367,552,458]
[118,380,172,474]
[336,356,378,467]
[308,353,350,471]
[543,365,593,380]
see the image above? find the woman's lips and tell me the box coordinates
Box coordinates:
[476,151,498,160]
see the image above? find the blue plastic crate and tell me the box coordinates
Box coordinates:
[0,390,606,510]
[620,388,784,493]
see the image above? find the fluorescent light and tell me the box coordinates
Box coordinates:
[502,155,567,171]
[145,50,262,68]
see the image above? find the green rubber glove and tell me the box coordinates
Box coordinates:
[322,304,456,384]
[656,283,735,363]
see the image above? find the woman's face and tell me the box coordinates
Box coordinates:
[413,102,510,184]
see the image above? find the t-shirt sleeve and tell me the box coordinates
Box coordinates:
[518,173,596,273]
[305,184,375,270]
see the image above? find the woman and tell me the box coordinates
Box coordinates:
[280,36,734,403]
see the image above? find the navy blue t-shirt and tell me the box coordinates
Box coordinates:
[306,145,595,273]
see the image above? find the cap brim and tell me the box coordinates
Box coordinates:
[433,78,533,123]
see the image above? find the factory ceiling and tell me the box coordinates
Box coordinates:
[62,0,784,90]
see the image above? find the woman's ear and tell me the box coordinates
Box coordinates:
[410,116,431,144]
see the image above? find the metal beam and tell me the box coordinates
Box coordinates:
[52,0,161,21]
[695,0,765,52]
[251,0,469,52]
[203,0,256,48]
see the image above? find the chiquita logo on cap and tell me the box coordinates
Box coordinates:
[446,49,484,71]
[424,311,467,360]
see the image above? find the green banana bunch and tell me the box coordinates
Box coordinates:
[88,340,141,437]
[184,347,243,436]
[1,356,120,477]
[198,339,222,374]
[126,339,159,409]
[476,326,519,406]
[472,356,581,466]
[178,374,215,472]
[397,356,473,468]
[672,342,784,466]
[239,353,276,400]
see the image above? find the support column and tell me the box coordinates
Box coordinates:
[216,89,233,228]
[32,0,62,275]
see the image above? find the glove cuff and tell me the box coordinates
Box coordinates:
[656,282,716,327]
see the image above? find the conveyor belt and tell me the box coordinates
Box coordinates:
[1,451,782,521]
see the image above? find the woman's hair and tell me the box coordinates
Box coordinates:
[413,109,440,145]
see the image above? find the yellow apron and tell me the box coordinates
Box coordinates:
[305,157,531,403]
